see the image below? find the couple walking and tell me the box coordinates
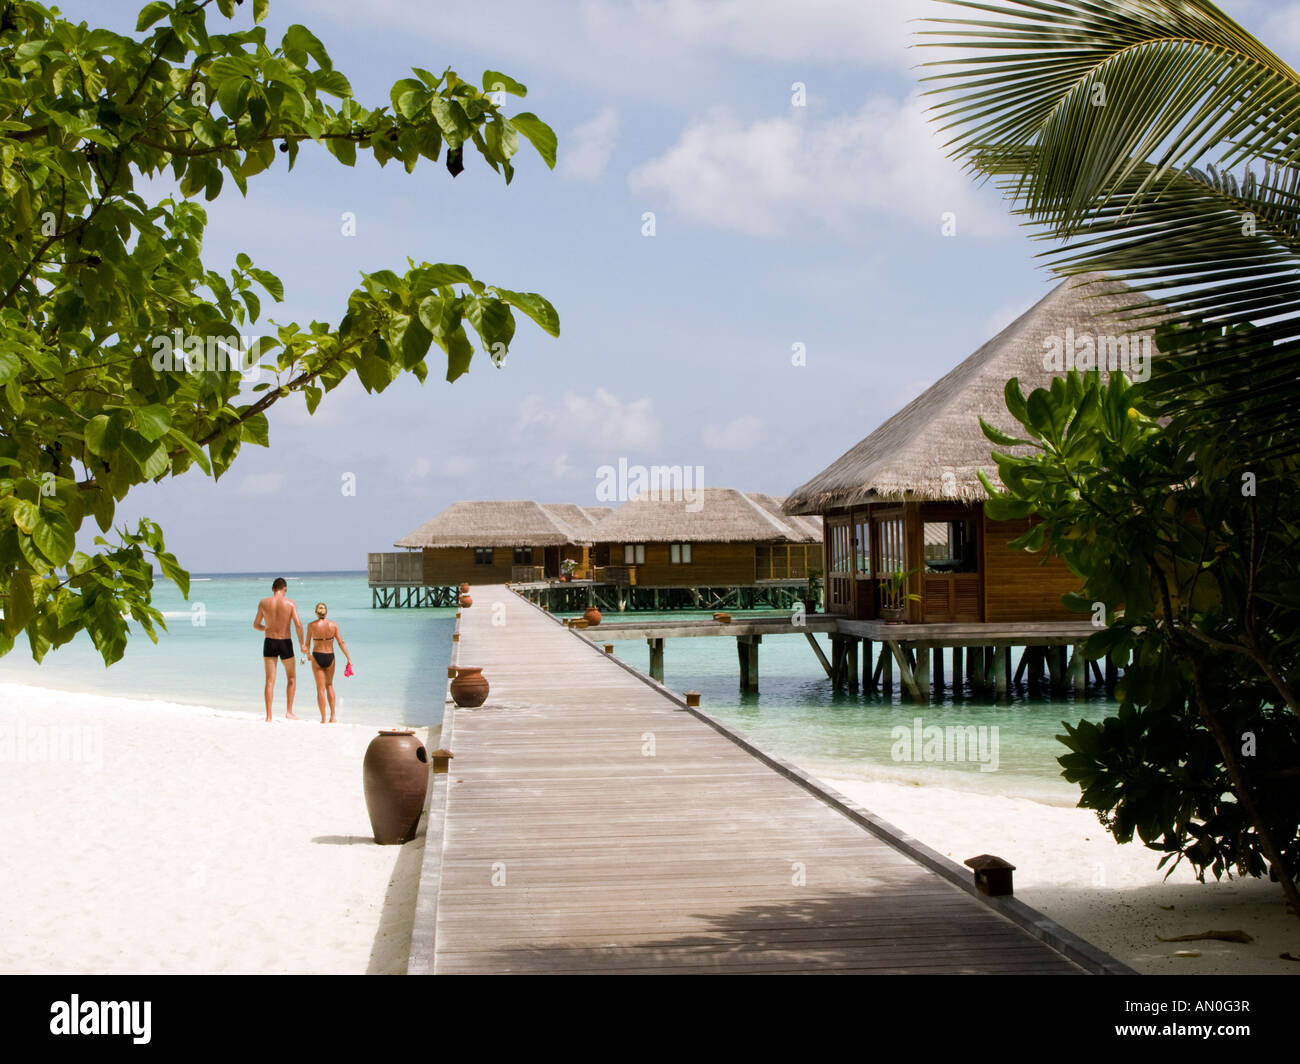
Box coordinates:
[253,577,353,722]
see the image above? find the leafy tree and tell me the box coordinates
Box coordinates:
[0,0,559,662]
[979,362,1300,920]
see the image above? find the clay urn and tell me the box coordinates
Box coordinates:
[459,594,473,608]
[362,729,429,845]
[449,666,489,708]
[459,582,470,593]
[583,606,603,626]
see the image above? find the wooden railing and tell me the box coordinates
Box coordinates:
[367,551,424,586]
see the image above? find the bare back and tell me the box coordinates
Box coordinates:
[258,594,298,639]
[308,618,338,649]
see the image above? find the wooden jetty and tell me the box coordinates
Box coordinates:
[581,614,1106,700]
[408,584,1130,975]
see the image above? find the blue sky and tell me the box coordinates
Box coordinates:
[63,0,1299,572]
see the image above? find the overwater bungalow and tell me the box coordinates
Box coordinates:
[784,274,1157,625]
[587,488,822,588]
[388,500,611,590]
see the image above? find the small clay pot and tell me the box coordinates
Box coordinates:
[449,666,489,708]
[583,607,602,626]
[459,582,470,593]
[363,730,429,845]
[459,594,473,608]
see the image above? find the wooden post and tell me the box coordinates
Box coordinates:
[648,638,664,682]
[932,646,945,694]
[1069,644,1086,694]
[737,635,760,692]
[965,644,977,683]
[951,645,963,693]
[863,639,874,692]
[1105,653,1118,694]
[846,638,859,692]
[913,644,930,702]
[881,644,893,694]
[995,645,1011,700]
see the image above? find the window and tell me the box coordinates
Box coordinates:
[474,548,494,565]
[854,519,870,575]
[623,544,646,565]
[513,548,533,565]
[923,520,977,573]
[669,543,692,564]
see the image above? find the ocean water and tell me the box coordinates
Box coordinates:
[564,607,1116,805]
[0,579,1113,803]
[0,572,454,728]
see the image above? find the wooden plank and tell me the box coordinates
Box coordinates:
[421,585,1094,975]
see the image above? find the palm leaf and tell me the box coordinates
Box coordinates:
[922,0,1300,454]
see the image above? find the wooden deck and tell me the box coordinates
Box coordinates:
[411,585,1126,975]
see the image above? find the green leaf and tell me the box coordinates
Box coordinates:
[33,512,75,566]
[481,70,527,97]
[313,70,352,98]
[134,404,172,443]
[979,417,1033,449]
[84,414,121,457]
[12,499,39,535]
[283,24,331,69]
[494,288,559,336]
[156,551,190,596]
[136,2,171,31]
[240,412,270,447]
[326,136,356,166]
[509,113,556,168]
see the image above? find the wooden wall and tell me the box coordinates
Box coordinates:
[603,542,756,587]
[981,516,1082,622]
[422,547,536,586]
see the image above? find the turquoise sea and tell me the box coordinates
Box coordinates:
[0,574,1116,802]
[0,572,455,728]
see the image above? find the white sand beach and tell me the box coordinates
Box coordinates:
[0,682,432,974]
[1,680,1295,975]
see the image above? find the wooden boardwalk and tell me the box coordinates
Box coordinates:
[412,585,1122,975]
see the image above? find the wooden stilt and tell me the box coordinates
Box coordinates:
[914,644,931,702]
[1069,644,1085,695]
[863,639,875,692]
[804,632,833,679]
[648,638,664,682]
[951,645,963,693]
[932,646,945,694]
[1105,653,1117,694]
[846,638,859,692]
[737,635,760,692]
[995,645,1011,700]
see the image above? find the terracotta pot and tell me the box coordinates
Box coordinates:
[459,582,470,593]
[449,666,489,708]
[459,594,473,608]
[362,730,429,845]
[583,607,602,626]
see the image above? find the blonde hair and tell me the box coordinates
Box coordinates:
[314,602,327,618]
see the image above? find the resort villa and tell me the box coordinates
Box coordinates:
[784,273,1160,626]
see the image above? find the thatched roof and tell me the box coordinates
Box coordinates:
[588,489,820,544]
[784,273,1162,513]
[395,501,597,549]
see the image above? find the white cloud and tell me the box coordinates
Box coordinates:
[560,106,620,182]
[701,415,764,452]
[517,388,662,451]
[628,94,1006,239]
[552,453,573,478]
[236,471,285,497]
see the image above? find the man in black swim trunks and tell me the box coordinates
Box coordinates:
[253,577,305,721]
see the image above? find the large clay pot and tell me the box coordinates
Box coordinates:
[459,582,470,593]
[459,594,473,608]
[583,607,602,626]
[449,666,489,708]
[363,730,429,845]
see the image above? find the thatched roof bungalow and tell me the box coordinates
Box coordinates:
[784,273,1159,622]
[589,488,823,587]
[394,500,612,583]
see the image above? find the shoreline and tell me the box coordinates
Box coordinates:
[1,680,1293,974]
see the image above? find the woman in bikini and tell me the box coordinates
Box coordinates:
[302,602,352,723]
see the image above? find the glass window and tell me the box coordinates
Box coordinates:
[513,548,533,565]
[670,543,692,564]
[923,520,977,573]
[623,544,646,565]
[474,548,494,565]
